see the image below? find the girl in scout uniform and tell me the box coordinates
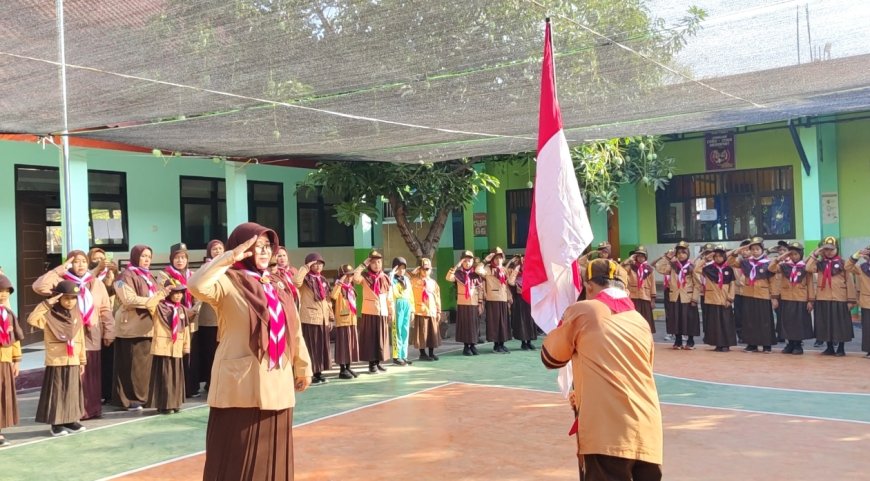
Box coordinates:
[446,251,485,356]
[807,236,856,356]
[197,239,224,393]
[0,275,23,446]
[146,281,190,413]
[410,258,442,360]
[728,237,776,353]
[293,253,333,384]
[769,242,815,355]
[389,257,414,365]
[695,243,714,337]
[353,250,394,373]
[622,246,656,333]
[483,247,512,353]
[507,255,537,350]
[846,246,870,357]
[697,246,736,351]
[331,265,360,379]
[157,243,201,399]
[655,241,700,349]
[28,281,88,437]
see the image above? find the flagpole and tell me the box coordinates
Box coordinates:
[56,0,74,255]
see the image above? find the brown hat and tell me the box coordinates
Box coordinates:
[597,241,611,251]
[391,257,408,269]
[304,252,325,265]
[701,243,715,253]
[0,274,13,294]
[169,243,188,261]
[630,245,648,257]
[821,236,838,249]
[713,244,728,254]
[338,264,354,276]
[749,237,765,248]
[460,250,474,260]
[675,240,690,251]
[163,279,187,292]
[785,241,804,252]
[52,280,81,296]
[491,247,505,257]
[584,259,629,285]
[367,249,383,259]
[739,238,752,247]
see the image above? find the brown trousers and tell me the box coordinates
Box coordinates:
[581,454,662,481]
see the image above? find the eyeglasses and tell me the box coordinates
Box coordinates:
[422,267,431,271]
[253,244,273,254]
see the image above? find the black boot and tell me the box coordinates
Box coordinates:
[526,341,536,350]
[792,342,804,355]
[493,342,502,353]
[835,342,846,357]
[368,361,378,373]
[462,344,472,356]
[469,344,479,356]
[821,342,835,356]
[782,341,795,354]
[743,345,758,352]
[520,341,530,351]
[419,349,432,361]
[339,365,353,380]
[429,348,439,361]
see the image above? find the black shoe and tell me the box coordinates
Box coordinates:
[429,353,440,361]
[64,422,86,433]
[347,367,359,378]
[762,346,772,353]
[864,352,870,358]
[50,425,70,437]
[392,358,406,366]
[821,348,835,356]
[722,346,731,352]
[520,342,530,351]
[470,345,479,355]
[526,342,536,350]
[339,369,353,380]
[501,344,510,354]
[782,342,795,354]
[404,359,413,365]
[743,345,758,353]
[368,362,378,373]
[157,409,172,414]
[463,345,472,356]
[792,345,804,355]
[813,340,824,348]
[419,352,432,361]
[836,343,846,357]
[376,363,387,372]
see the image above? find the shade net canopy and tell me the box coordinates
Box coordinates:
[1,0,869,163]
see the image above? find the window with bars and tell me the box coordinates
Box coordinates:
[180,176,227,249]
[655,166,795,243]
[507,189,532,248]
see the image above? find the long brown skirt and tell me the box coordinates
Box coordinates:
[82,350,102,419]
[740,296,776,346]
[485,301,511,342]
[862,309,870,352]
[412,315,441,349]
[672,302,700,336]
[147,355,184,411]
[334,325,360,365]
[35,365,84,425]
[703,305,736,347]
[301,323,332,374]
[101,342,114,402]
[779,300,815,341]
[358,314,390,362]
[814,300,854,343]
[112,337,152,408]
[204,407,294,481]
[455,305,479,344]
[0,362,19,428]
[633,299,655,333]
[510,294,538,341]
[663,288,676,335]
[196,326,218,390]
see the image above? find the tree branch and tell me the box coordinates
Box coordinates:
[390,195,424,258]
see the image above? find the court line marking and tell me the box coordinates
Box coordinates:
[95,382,456,481]
[456,382,870,426]
[654,372,870,396]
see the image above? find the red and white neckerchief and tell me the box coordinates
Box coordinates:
[458,268,475,299]
[309,273,327,300]
[635,262,651,292]
[493,265,506,285]
[277,267,299,300]
[0,307,11,345]
[421,277,435,306]
[594,287,636,314]
[127,266,157,296]
[663,273,670,290]
[165,266,193,307]
[163,300,183,342]
[674,260,692,289]
[243,269,286,370]
[820,256,842,290]
[64,315,77,357]
[339,281,357,316]
[746,256,771,286]
[712,262,727,288]
[96,267,109,282]
[782,259,806,286]
[63,271,95,328]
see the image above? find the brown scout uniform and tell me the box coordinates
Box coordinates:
[806,242,856,347]
[146,296,191,411]
[845,254,870,353]
[446,256,485,346]
[410,272,441,350]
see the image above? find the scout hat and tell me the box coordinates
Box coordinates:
[391,256,408,269]
[712,244,728,254]
[786,241,804,254]
[584,259,629,286]
[674,240,690,251]
[629,245,648,257]
[701,243,715,253]
[163,279,187,292]
[460,250,474,260]
[821,236,838,250]
[338,264,354,276]
[169,243,188,261]
[52,280,80,297]
[597,241,611,251]
[367,249,383,259]
[0,274,13,294]
[485,247,504,262]
[304,252,325,265]
[739,238,752,247]
[749,236,764,248]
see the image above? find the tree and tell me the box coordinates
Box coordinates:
[302,160,498,260]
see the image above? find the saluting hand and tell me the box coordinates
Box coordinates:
[232,235,258,263]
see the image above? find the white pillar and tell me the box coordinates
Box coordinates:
[225,161,249,231]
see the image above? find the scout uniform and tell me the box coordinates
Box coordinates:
[389,257,414,365]
[0,275,23,446]
[769,242,815,354]
[28,281,87,437]
[507,256,537,350]
[806,236,856,356]
[622,246,656,333]
[446,250,485,356]
[353,249,394,373]
[32,250,115,419]
[483,247,512,353]
[293,252,333,383]
[331,264,360,379]
[195,239,224,392]
[845,247,870,357]
[157,242,201,398]
[576,241,612,301]
[728,237,776,352]
[654,241,700,349]
[695,243,714,337]
[697,246,736,351]
[410,259,442,360]
[146,281,191,413]
[732,238,752,343]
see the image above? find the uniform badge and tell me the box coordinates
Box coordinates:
[260,275,271,284]
[277,281,286,290]
[179,314,185,320]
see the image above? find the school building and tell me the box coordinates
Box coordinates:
[2,112,869,345]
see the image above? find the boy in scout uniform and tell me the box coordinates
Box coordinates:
[769,242,815,355]
[294,253,334,383]
[655,241,700,349]
[846,245,870,357]
[622,246,656,333]
[446,251,485,356]
[807,236,856,356]
[483,247,512,353]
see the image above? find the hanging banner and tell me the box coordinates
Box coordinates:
[473,213,488,237]
[705,132,735,171]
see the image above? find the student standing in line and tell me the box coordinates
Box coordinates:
[0,275,23,446]
[273,246,301,309]
[88,248,118,405]
[694,243,714,340]
[28,281,88,437]
[195,239,224,393]
[331,264,360,379]
[389,257,414,365]
[33,250,114,420]
[146,280,191,413]
[655,241,700,350]
[446,251,485,356]
[483,247,512,353]
[769,242,815,355]
[410,258,441,361]
[353,250,393,373]
[728,237,776,353]
[622,246,656,334]
[807,236,856,356]
[293,253,333,384]
[846,246,870,358]
[652,249,676,342]
[698,245,736,352]
[732,238,752,344]
[158,243,201,398]
[507,255,537,350]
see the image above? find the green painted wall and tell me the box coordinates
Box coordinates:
[836,117,870,250]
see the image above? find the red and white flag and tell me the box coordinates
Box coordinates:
[522,19,594,334]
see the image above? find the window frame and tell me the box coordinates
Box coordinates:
[248,180,285,243]
[180,176,227,250]
[87,170,129,251]
[296,185,353,248]
[506,188,533,249]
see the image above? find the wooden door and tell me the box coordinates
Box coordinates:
[15,193,48,345]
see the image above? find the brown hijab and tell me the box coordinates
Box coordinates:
[44,301,82,347]
[224,223,298,365]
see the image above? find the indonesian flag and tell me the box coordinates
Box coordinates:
[523,19,594,395]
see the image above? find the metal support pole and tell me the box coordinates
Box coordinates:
[56,0,74,254]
